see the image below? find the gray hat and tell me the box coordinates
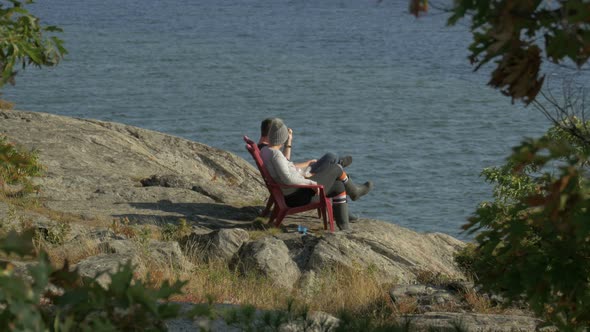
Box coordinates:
[261,117,283,136]
[268,120,289,146]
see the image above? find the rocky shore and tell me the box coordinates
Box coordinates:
[0,110,545,331]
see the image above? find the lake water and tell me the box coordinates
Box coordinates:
[3,0,558,239]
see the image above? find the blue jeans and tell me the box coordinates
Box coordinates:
[309,152,339,174]
[285,162,345,207]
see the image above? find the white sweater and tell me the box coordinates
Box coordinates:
[260,147,316,195]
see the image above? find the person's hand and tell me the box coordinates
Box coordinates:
[287,128,293,144]
[307,159,317,167]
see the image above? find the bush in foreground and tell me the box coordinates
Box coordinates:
[0,230,185,331]
[464,121,590,331]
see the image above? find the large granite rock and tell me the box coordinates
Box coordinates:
[180,228,249,262]
[1,110,464,288]
[271,220,465,287]
[235,236,301,291]
[74,253,142,288]
[0,109,266,225]
[229,220,465,291]
[100,239,192,270]
[76,238,193,288]
[341,220,465,283]
[147,240,192,269]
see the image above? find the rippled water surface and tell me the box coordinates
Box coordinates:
[4,0,557,238]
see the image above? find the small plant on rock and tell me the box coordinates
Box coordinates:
[413,268,452,287]
[161,218,191,242]
[44,220,72,246]
[0,99,14,110]
[0,136,43,195]
[109,217,135,238]
[453,243,477,279]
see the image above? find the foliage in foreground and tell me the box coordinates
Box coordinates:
[0,226,476,332]
[0,230,185,331]
[0,0,66,87]
[464,121,590,331]
[185,299,469,332]
[410,0,590,105]
[0,135,43,194]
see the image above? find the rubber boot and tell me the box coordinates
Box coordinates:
[338,156,353,168]
[333,203,350,231]
[344,177,373,201]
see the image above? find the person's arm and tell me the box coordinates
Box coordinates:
[270,150,316,186]
[294,160,317,169]
[283,128,317,168]
[282,128,293,161]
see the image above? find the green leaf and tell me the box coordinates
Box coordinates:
[0,229,35,256]
[463,120,590,330]
[0,0,66,87]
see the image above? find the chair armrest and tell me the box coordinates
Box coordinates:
[270,183,328,197]
[272,183,324,190]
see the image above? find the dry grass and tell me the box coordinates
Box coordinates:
[393,296,419,315]
[39,238,101,267]
[1,194,168,269]
[0,99,15,110]
[152,258,397,322]
[167,242,289,308]
[168,261,287,309]
[32,220,161,268]
[29,205,89,225]
[110,217,137,238]
[247,227,282,241]
[303,265,394,317]
[413,268,452,286]
[463,289,503,314]
[0,192,109,229]
[243,217,284,241]
[0,191,40,210]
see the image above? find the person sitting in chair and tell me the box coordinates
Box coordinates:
[260,118,372,230]
[258,118,364,220]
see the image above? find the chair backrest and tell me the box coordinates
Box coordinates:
[243,136,284,198]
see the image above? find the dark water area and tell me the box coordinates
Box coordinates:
[4,0,562,239]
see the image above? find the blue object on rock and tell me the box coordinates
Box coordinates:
[297,225,308,235]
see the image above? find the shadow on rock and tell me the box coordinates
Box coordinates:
[116,201,262,229]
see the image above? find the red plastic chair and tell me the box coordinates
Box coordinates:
[244,136,334,232]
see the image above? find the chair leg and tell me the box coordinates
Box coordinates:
[261,197,273,217]
[273,210,288,228]
[327,202,335,232]
[268,206,279,225]
[321,205,328,230]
